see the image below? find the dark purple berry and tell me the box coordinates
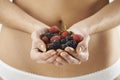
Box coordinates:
[53,40,60,46]
[61,39,66,44]
[61,44,68,50]
[65,36,73,42]
[45,32,53,40]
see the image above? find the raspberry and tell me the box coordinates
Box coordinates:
[49,26,60,33]
[41,36,49,44]
[72,34,83,42]
[61,31,70,38]
[50,35,61,42]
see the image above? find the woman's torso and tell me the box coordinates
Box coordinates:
[0,0,120,77]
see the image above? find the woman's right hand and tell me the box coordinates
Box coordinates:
[30,27,58,64]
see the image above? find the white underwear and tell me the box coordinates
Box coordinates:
[0,59,120,80]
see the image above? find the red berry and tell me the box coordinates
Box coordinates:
[72,34,83,42]
[50,35,61,42]
[61,31,70,38]
[49,26,60,33]
[41,36,49,43]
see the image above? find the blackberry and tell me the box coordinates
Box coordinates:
[48,42,60,50]
[53,40,60,46]
[66,40,77,49]
[66,41,72,47]
[61,38,66,44]
[61,44,68,50]
[53,33,59,36]
[70,40,77,48]
[47,43,54,50]
[45,32,53,40]
[65,36,73,42]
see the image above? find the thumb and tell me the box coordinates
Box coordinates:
[76,42,89,62]
[38,39,46,52]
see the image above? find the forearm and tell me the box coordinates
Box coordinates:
[74,0,120,35]
[0,0,49,33]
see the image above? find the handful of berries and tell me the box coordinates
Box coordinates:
[41,26,83,51]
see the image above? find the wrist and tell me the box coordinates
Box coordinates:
[72,20,97,36]
[70,22,90,36]
[29,22,50,34]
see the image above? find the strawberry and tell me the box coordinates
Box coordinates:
[41,36,49,43]
[49,26,60,33]
[72,34,83,42]
[50,35,61,42]
[61,31,70,38]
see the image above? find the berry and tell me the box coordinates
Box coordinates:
[72,34,83,42]
[48,43,60,50]
[66,40,77,49]
[65,36,73,42]
[61,31,70,38]
[53,40,60,46]
[61,38,66,44]
[49,26,60,33]
[41,36,49,43]
[50,35,61,42]
[70,40,77,48]
[48,43,54,50]
[45,32,53,40]
[53,33,59,36]
[61,44,68,50]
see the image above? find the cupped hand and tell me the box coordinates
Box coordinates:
[55,24,90,65]
[30,27,58,64]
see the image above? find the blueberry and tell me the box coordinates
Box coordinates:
[66,40,77,49]
[65,36,73,41]
[48,42,60,50]
[61,44,68,50]
[53,40,60,46]
[61,39,66,44]
[45,32,53,40]
[53,33,59,36]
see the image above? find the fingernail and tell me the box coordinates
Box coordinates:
[69,47,74,51]
[61,52,66,57]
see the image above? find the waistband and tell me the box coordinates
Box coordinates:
[0,59,120,80]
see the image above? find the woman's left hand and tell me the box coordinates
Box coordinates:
[56,24,90,65]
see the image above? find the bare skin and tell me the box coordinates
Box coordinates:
[0,0,120,80]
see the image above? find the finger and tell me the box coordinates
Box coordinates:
[32,39,46,52]
[56,57,68,65]
[30,49,43,60]
[46,55,58,63]
[65,47,76,56]
[56,49,64,55]
[65,47,80,60]
[40,50,57,60]
[60,52,81,64]
[31,49,56,61]
[53,61,62,66]
[76,42,89,62]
